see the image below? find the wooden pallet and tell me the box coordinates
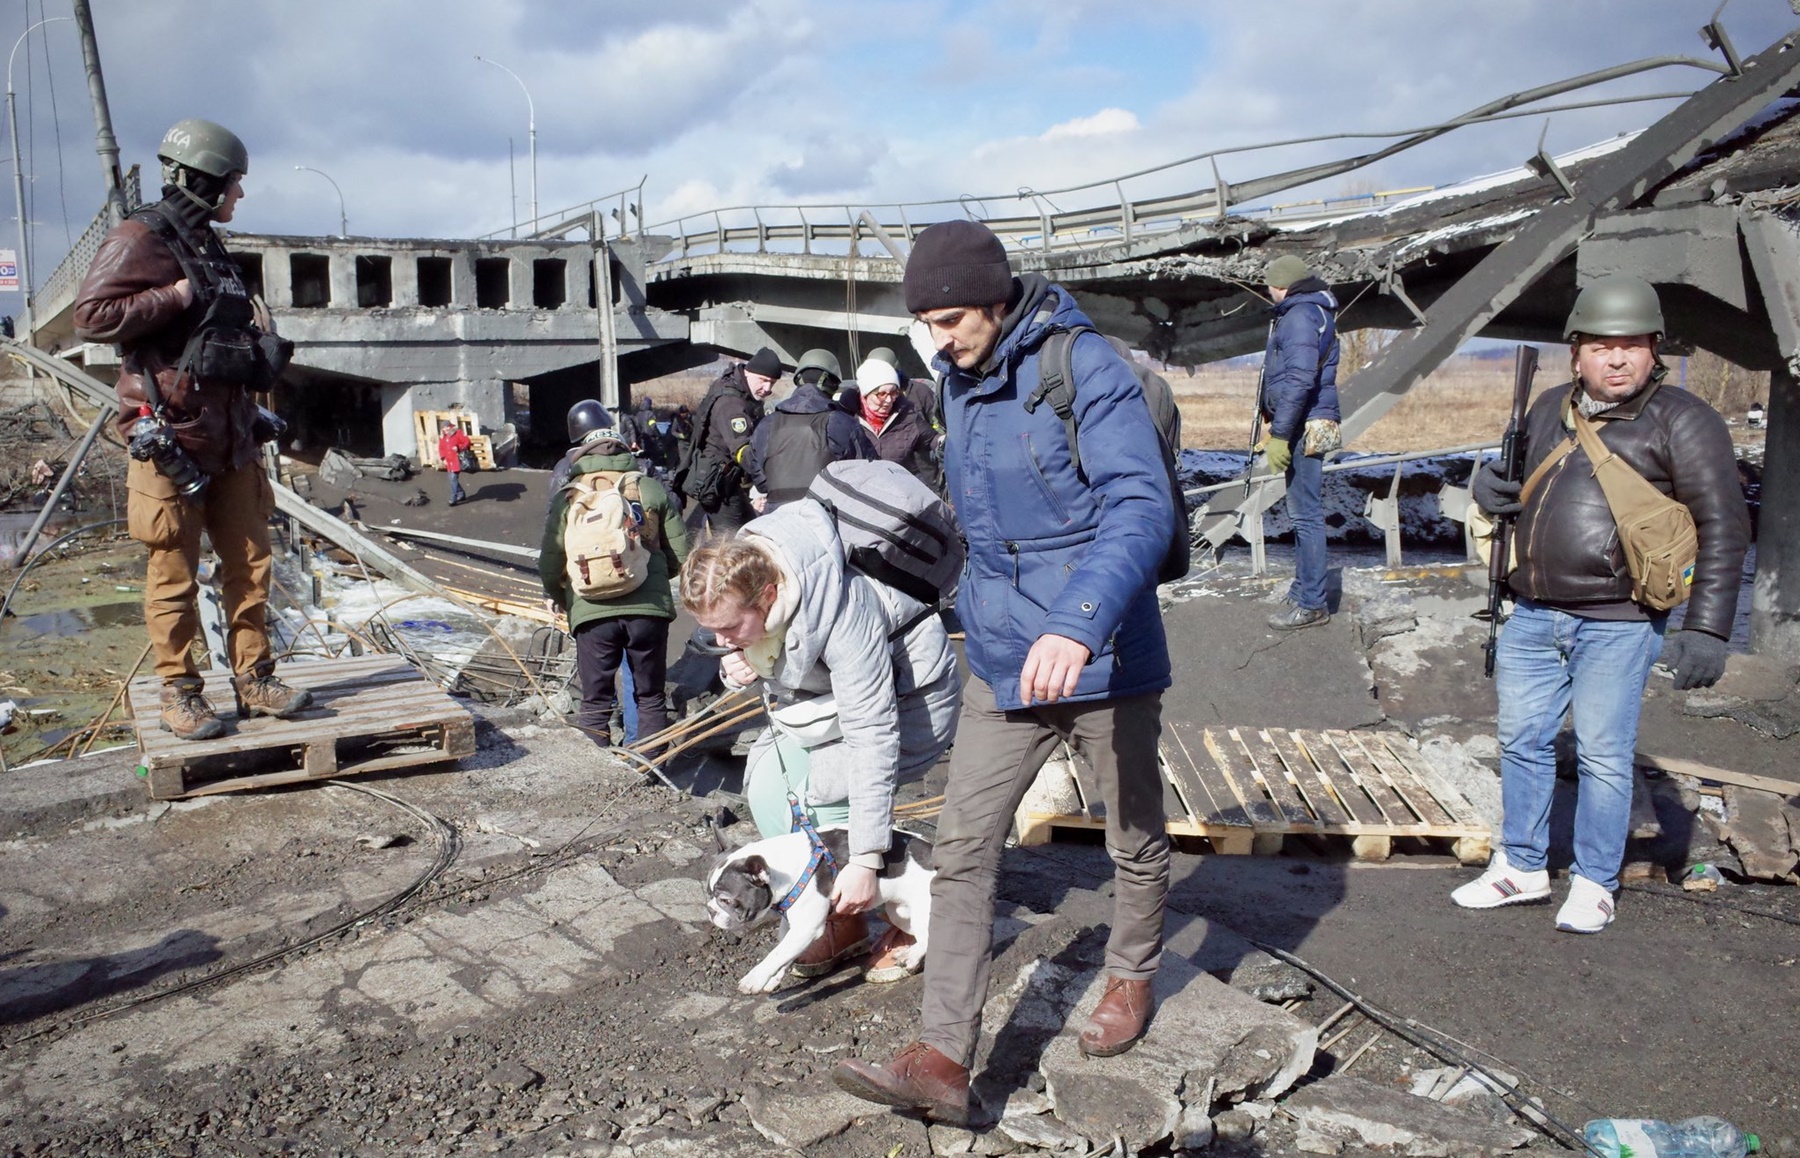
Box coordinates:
[413,409,495,471]
[1016,725,1491,864]
[128,654,476,800]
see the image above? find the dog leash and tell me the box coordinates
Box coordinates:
[772,793,836,914]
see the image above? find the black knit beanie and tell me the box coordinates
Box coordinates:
[745,347,782,379]
[904,220,1014,313]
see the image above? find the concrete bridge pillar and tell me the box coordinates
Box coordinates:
[392,254,420,307]
[261,244,292,309]
[328,254,356,309]
[1751,365,1800,662]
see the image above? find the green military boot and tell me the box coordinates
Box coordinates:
[160,679,225,741]
[233,668,313,720]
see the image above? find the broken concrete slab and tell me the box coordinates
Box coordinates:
[1354,588,1419,648]
[1220,951,1315,1003]
[742,1081,873,1150]
[1285,1073,1533,1156]
[1020,951,1316,1149]
[997,1111,1091,1150]
[1722,785,1799,881]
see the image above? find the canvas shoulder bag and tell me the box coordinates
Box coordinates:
[1570,408,1698,612]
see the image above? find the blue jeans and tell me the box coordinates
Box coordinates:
[448,471,466,504]
[1495,599,1664,892]
[1285,450,1327,610]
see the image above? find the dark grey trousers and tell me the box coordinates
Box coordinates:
[919,677,1169,1069]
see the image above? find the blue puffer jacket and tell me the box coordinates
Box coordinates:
[1258,276,1341,442]
[938,275,1174,710]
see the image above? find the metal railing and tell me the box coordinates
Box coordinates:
[644,51,1724,262]
[29,165,140,326]
[478,177,646,243]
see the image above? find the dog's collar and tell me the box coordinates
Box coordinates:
[772,795,836,914]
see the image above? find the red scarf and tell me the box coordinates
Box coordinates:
[861,395,894,431]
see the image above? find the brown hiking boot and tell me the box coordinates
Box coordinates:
[1078,975,1155,1058]
[864,925,923,983]
[159,680,225,741]
[833,1041,969,1125]
[233,670,314,719]
[790,911,871,978]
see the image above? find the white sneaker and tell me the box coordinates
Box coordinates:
[1450,850,1552,909]
[1555,874,1616,933]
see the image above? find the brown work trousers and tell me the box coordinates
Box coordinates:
[126,458,274,684]
[919,677,1170,1069]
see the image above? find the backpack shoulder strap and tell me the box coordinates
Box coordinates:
[1023,327,1087,481]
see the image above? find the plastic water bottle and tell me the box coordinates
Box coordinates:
[1583,1116,1759,1157]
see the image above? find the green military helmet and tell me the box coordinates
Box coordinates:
[867,346,901,369]
[157,119,250,179]
[794,348,843,386]
[1564,274,1664,340]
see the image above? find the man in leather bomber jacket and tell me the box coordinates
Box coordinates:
[73,119,310,741]
[1451,275,1749,934]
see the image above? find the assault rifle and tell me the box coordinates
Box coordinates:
[1245,362,1267,498]
[1481,345,1539,678]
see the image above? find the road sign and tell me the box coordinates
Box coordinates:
[0,250,17,291]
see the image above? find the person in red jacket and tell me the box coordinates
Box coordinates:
[438,421,472,505]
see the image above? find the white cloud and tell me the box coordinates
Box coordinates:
[1042,108,1141,142]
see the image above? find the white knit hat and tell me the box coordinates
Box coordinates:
[855,359,901,393]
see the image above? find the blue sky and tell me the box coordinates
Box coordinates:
[3,0,1796,319]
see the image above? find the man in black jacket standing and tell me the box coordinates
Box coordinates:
[1452,275,1748,933]
[683,347,779,536]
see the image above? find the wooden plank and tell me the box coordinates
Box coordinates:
[1381,736,1486,825]
[1635,751,1800,800]
[1264,729,1353,827]
[1199,726,1281,827]
[1235,728,1318,828]
[1164,721,1253,828]
[1321,731,1413,827]
[1355,734,1455,828]
[1295,729,1383,825]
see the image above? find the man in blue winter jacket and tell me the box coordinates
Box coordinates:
[835,220,1177,1125]
[1259,254,1341,630]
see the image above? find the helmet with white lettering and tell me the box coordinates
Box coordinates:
[1564,275,1664,340]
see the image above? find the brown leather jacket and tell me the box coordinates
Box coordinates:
[73,213,260,476]
[1509,379,1750,639]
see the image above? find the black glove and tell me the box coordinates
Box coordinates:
[1472,459,1523,516]
[1660,630,1729,690]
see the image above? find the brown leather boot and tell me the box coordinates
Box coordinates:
[790,911,871,977]
[833,1041,969,1125]
[160,680,225,741]
[1078,975,1155,1058]
[233,669,314,720]
[863,925,922,984]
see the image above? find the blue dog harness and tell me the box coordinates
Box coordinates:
[772,794,836,914]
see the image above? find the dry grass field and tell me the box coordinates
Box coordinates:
[632,346,1767,455]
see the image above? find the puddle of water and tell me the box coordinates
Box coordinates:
[11,600,143,637]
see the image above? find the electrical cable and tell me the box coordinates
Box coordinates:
[1244,937,1608,1157]
[2,780,460,1047]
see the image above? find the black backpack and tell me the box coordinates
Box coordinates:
[1026,327,1190,583]
[760,408,835,505]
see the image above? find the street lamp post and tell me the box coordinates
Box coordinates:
[474,55,536,237]
[7,16,73,316]
[294,165,347,237]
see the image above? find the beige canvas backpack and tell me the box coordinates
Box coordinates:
[561,470,659,600]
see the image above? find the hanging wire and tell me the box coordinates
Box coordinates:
[34,0,73,248]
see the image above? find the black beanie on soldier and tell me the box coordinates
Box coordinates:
[904,220,1014,313]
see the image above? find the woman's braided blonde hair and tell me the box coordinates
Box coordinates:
[679,538,780,614]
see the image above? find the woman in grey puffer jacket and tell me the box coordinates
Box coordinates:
[681,500,959,983]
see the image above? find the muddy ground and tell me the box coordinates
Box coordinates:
[0,454,1797,1156]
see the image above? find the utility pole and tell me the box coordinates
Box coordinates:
[72,0,126,225]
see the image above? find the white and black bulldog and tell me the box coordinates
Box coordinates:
[705,826,934,994]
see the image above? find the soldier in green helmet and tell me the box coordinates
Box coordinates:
[745,347,876,513]
[73,119,309,741]
[1452,274,1748,933]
